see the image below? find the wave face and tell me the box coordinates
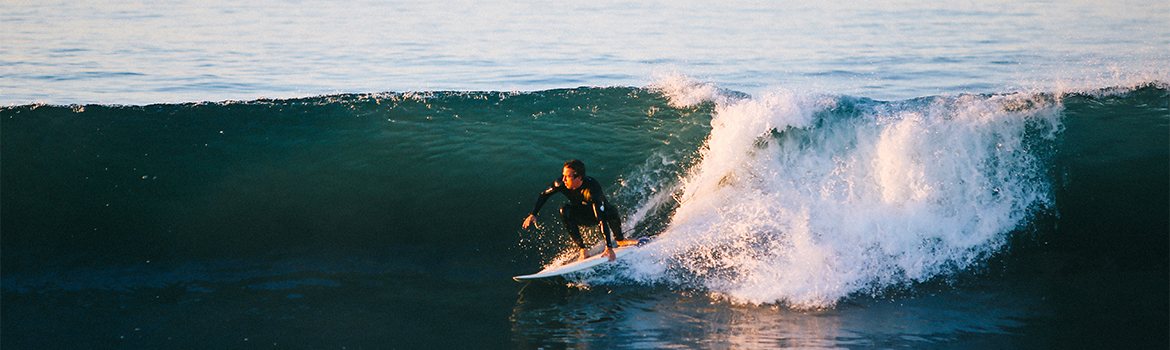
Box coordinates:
[3,82,1167,309]
[0,88,712,270]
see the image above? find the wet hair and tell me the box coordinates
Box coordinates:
[564,159,586,177]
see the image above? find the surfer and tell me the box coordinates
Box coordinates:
[522,159,635,261]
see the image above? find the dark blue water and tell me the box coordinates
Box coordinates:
[2,83,1167,349]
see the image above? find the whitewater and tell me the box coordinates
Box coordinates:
[566,75,1058,308]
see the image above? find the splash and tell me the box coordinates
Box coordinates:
[648,72,740,108]
[624,80,1063,308]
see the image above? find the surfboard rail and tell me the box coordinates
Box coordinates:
[513,238,649,281]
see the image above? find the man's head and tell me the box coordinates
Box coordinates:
[564,159,586,177]
[562,159,586,189]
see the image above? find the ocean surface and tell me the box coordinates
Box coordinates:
[2,0,1168,349]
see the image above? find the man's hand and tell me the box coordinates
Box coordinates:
[522,214,536,229]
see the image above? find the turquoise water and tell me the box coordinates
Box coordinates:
[2,1,1168,349]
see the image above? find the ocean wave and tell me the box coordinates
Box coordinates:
[2,80,1165,310]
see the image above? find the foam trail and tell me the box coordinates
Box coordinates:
[624,80,1063,308]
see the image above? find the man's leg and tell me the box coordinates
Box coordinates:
[560,204,588,259]
[600,203,636,246]
[607,214,625,241]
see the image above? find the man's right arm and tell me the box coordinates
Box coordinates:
[530,181,560,216]
[523,181,560,229]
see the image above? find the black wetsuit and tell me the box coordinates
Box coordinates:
[530,176,625,249]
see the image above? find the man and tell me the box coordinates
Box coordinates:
[522,159,635,261]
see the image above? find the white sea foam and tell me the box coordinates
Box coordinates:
[621,78,1063,308]
[648,72,738,108]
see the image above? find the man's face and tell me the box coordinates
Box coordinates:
[562,166,583,190]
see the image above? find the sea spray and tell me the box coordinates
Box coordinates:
[623,79,1063,308]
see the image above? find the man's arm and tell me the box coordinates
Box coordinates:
[530,181,561,216]
[592,203,617,248]
[593,202,618,261]
[523,181,561,228]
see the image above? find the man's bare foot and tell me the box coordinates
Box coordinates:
[579,248,588,261]
[603,247,616,261]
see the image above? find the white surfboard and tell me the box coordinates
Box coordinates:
[513,239,645,281]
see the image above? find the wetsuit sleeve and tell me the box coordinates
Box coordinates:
[530,181,561,216]
[584,179,618,248]
[593,202,618,248]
